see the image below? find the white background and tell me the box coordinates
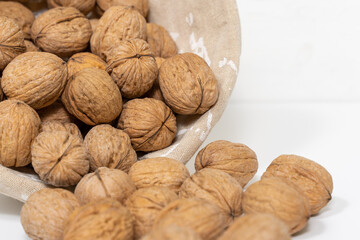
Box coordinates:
[1,0,360,239]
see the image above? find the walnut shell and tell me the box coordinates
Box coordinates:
[0,2,34,39]
[242,177,310,234]
[47,0,96,15]
[142,224,201,240]
[63,199,133,240]
[74,167,136,204]
[145,57,166,101]
[106,39,157,98]
[67,52,106,78]
[91,6,147,60]
[0,100,40,167]
[31,7,92,57]
[117,98,176,152]
[37,100,75,123]
[154,198,230,240]
[1,52,67,110]
[262,154,333,215]
[0,16,25,71]
[21,188,81,240]
[61,68,123,125]
[195,140,258,187]
[125,187,178,239]
[84,124,137,172]
[147,23,177,58]
[218,213,291,240]
[32,129,90,186]
[179,168,243,218]
[89,18,99,33]
[40,121,83,139]
[96,0,149,17]
[24,40,40,52]
[159,53,219,115]
[128,157,190,192]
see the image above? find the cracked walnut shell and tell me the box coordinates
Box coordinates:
[242,177,310,234]
[21,188,81,240]
[0,100,40,167]
[74,167,136,204]
[195,140,258,187]
[128,157,190,192]
[147,23,178,58]
[31,7,92,57]
[47,0,96,15]
[159,53,219,115]
[117,98,176,152]
[142,225,201,240]
[84,124,137,172]
[96,0,149,17]
[67,52,106,78]
[262,154,333,215]
[2,52,67,110]
[61,68,123,126]
[63,199,133,240]
[106,39,157,99]
[125,187,178,239]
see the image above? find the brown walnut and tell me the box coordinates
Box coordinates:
[145,57,166,101]
[67,52,107,78]
[24,40,40,52]
[147,23,178,58]
[61,68,123,125]
[21,188,81,240]
[47,0,96,15]
[31,7,92,57]
[159,53,219,115]
[195,140,258,187]
[37,100,75,123]
[262,154,333,215]
[96,0,149,17]
[106,39,157,98]
[2,52,67,110]
[0,100,40,167]
[117,98,176,152]
[40,121,83,139]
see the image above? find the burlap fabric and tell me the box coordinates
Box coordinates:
[0,0,241,202]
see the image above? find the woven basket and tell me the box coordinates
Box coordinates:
[0,0,241,202]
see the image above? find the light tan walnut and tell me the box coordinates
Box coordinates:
[37,101,75,123]
[147,23,178,58]
[21,188,81,240]
[67,52,106,78]
[24,40,40,52]
[142,224,201,240]
[145,57,166,101]
[96,0,149,17]
[47,0,96,15]
[0,100,40,167]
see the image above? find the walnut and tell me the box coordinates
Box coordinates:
[96,0,149,17]
[117,98,176,152]
[128,157,189,192]
[37,100,75,123]
[154,198,230,240]
[195,140,258,187]
[106,39,157,98]
[91,6,147,60]
[0,100,40,167]
[40,121,83,139]
[24,40,40,52]
[145,57,166,101]
[84,124,137,172]
[31,127,90,187]
[89,18,99,33]
[63,199,133,240]
[242,177,311,234]
[125,187,178,239]
[159,53,219,115]
[0,1,34,39]
[218,213,291,240]
[21,188,81,240]
[67,52,107,78]
[262,154,333,215]
[147,23,178,58]
[61,68,123,125]
[0,16,25,71]
[179,168,243,218]
[47,0,96,15]
[142,224,201,240]
[31,7,92,57]
[74,167,136,204]
[1,52,67,110]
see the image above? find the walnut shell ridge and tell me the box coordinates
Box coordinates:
[147,23,178,58]
[142,224,201,240]
[47,0,96,15]
[0,100,40,167]
[2,52,67,110]
[118,98,176,152]
[96,0,149,17]
[106,39,157,99]
[67,52,107,78]
[159,53,219,115]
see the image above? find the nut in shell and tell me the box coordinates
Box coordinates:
[47,0,96,15]
[96,0,149,17]
[67,52,107,78]
[40,121,82,139]
[37,101,75,123]
[142,224,201,240]
[195,140,258,187]
[117,98,176,152]
[21,188,81,240]
[262,154,333,215]
[0,100,40,167]
[159,53,219,115]
[147,23,178,58]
